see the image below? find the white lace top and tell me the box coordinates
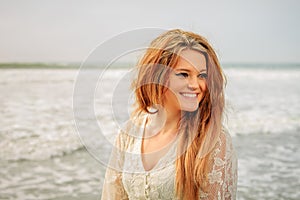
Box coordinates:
[101,114,237,200]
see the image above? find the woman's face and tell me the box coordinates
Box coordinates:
[163,49,207,114]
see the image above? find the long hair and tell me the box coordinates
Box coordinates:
[131,29,226,199]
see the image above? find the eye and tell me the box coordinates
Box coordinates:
[198,73,208,79]
[175,72,189,78]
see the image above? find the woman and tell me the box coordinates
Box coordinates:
[101,29,237,199]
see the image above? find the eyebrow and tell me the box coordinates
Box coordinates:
[175,68,207,73]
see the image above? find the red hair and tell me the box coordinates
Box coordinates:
[131,29,226,199]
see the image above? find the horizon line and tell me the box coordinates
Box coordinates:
[0,61,300,69]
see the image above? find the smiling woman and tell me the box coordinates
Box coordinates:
[101,29,237,200]
[165,49,208,113]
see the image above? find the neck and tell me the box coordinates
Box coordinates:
[148,106,181,136]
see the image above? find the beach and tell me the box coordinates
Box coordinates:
[0,65,299,199]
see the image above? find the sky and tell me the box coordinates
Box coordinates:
[0,0,299,63]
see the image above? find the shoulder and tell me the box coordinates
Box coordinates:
[115,112,148,150]
[217,128,235,150]
[203,128,238,199]
[205,128,237,180]
[210,128,237,163]
[221,128,236,158]
[219,127,233,143]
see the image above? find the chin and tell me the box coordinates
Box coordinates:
[181,105,199,112]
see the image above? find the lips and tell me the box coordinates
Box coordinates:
[180,92,198,98]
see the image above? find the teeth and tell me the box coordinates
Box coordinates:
[182,93,197,98]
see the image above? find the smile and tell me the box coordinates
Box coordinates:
[180,93,198,98]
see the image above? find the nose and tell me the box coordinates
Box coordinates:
[187,76,199,90]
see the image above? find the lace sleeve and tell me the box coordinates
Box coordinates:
[101,131,129,200]
[200,130,238,200]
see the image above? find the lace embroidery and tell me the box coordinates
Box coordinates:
[101,117,237,200]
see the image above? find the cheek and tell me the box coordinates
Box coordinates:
[165,89,177,100]
[198,82,207,101]
[163,89,179,108]
[168,77,182,90]
[201,82,207,91]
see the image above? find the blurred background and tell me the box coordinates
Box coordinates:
[0,0,299,199]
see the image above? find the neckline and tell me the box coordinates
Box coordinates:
[139,114,178,172]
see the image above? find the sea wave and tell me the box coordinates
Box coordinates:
[0,124,84,161]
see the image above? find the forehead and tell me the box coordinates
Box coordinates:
[174,49,206,72]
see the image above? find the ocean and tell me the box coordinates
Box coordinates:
[0,64,299,200]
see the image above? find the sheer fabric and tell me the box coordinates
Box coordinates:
[101,114,237,200]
